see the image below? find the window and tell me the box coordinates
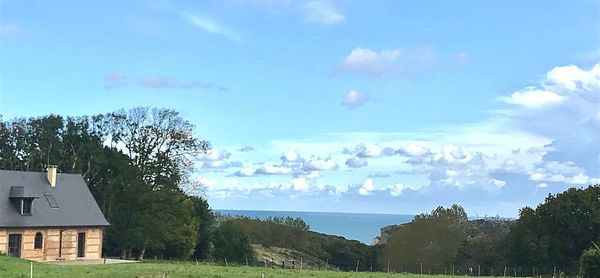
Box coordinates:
[21,199,33,215]
[34,232,43,249]
[44,193,59,208]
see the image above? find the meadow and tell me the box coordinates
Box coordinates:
[0,256,509,278]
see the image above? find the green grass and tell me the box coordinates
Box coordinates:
[0,256,499,277]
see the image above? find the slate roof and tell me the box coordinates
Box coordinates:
[0,170,109,228]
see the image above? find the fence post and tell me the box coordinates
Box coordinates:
[478,265,481,276]
[300,257,303,270]
[420,262,423,275]
[355,259,360,272]
[504,266,507,277]
[224,258,228,267]
[282,261,285,269]
[30,262,33,278]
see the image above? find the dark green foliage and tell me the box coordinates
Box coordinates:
[190,196,214,259]
[580,243,600,278]
[454,217,512,274]
[265,216,311,231]
[212,221,254,262]
[0,109,211,261]
[505,185,600,271]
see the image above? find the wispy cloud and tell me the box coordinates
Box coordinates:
[301,0,345,25]
[336,47,438,78]
[0,22,22,36]
[184,15,242,42]
[140,76,218,90]
[104,72,129,89]
[103,72,228,91]
[341,90,369,109]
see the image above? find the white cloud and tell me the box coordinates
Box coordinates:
[544,64,600,100]
[338,48,401,77]
[536,183,548,188]
[593,111,600,127]
[198,149,230,161]
[341,90,369,109]
[198,149,242,171]
[502,87,566,108]
[346,156,368,168]
[353,143,395,158]
[256,164,294,175]
[528,161,598,185]
[234,167,256,177]
[303,158,338,171]
[281,150,304,162]
[358,179,375,196]
[301,0,345,25]
[184,15,241,42]
[398,144,430,157]
[197,176,217,188]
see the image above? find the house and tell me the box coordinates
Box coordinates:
[0,166,109,261]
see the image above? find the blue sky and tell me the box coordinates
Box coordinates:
[1,0,599,216]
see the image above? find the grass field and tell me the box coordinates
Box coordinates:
[0,256,506,277]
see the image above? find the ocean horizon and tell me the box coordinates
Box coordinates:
[216,209,415,244]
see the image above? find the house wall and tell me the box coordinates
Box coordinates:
[0,227,103,261]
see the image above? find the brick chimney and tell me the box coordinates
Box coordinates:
[47,165,58,187]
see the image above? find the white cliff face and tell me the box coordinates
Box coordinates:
[371,224,406,245]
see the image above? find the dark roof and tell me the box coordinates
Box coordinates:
[0,170,109,228]
[9,186,40,198]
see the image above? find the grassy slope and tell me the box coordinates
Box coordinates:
[0,256,500,278]
[252,244,332,270]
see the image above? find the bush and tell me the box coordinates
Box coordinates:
[212,220,254,263]
[580,243,600,278]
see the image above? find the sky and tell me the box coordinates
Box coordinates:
[1,0,599,217]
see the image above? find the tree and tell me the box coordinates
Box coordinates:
[379,205,467,273]
[190,196,214,260]
[580,243,600,278]
[0,110,212,261]
[505,185,600,272]
[212,221,254,263]
[97,107,210,260]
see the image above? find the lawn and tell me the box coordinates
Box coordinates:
[0,256,502,277]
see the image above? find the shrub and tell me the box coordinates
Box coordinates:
[580,243,600,278]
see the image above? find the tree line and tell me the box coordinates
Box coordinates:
[379,185,600,277]
[0,108,218,261]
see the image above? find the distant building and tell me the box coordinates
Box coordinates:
[0,166,109,261]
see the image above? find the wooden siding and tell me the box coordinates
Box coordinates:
[0,227,104,261]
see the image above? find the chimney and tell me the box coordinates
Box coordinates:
[47,165,58,187]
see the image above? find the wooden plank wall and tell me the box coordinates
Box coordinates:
[0,227,103,261]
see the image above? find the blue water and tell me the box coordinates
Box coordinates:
[216,210,414,245]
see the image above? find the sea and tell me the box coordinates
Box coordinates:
[216,210,414,245]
